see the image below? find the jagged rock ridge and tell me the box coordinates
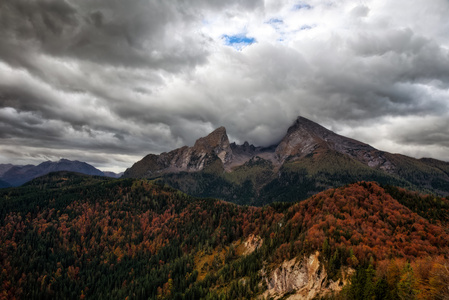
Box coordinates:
[124,116,396,178]
[123,116,449,202]
[124,127,236,178]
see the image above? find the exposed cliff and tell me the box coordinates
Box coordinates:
[123,116,449,202]
[275,117,393,172]
[262,252,351,299]
[123,127,234,178]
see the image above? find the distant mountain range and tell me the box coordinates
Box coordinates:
[0,159,122,187]
[124,116,449,205]
[102,171,123,178]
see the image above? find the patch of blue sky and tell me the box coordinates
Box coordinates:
[267,18,284,25]
[293,2,312,10]
[266,18,284,30]
[300,24,314,30]
[222,34,256,50]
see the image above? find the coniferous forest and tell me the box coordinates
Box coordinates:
[3,0,449,298]
[1,172,449,299]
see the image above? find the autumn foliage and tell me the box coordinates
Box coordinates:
[0,173,448,299]
[282,181,449,263]
[0,174,281,299]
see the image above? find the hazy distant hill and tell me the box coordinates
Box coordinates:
[0,164,15,177]
[103,171,124,178]
[0,159,105,187]
[1,172,448,299]
[0,179,10,188]
[124,116,449,205]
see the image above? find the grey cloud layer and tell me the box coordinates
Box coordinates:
[0,0,208,69]
[1,0,449,171]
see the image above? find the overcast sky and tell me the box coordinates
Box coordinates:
[1,0,449,172]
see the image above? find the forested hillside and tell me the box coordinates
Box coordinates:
[1,172,448,299]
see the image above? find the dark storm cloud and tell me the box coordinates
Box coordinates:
[298,28,449,124]
[1,0,449,171]
[391,118,449,148]
[0,0,209,70]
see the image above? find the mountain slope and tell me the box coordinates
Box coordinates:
[123,127,233,179]
[0,159,105,187]
[124,116,449,205]
[0,179,10,188]
[0,164,15,177]
[274,117,392,171]
[1,174,448,299]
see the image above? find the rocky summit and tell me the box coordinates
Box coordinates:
[123,126,233,178]
[123,116,449,205]
[124,116,394,177]
[274,117,394,171]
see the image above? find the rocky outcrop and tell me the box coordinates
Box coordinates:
[242,234,263,256]
[275,117,394,171]
[229,141,278,169]
[124,117,400,180]
[123,127,235,178]
[275,117,325,161]
[193,127,233,164]
[262,252,349,300]
[123,116,449,199]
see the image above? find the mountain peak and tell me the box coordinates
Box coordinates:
[275,116,383,166]
[193,126,233,164]
[1,159,105,187]
[286,116,330,136]
[192,126,229,154]
[123,126,234,178]
[194,126,228,149]
[275,116,328,161]
[214,126,226,133]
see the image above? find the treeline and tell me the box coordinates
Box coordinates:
[1,174,449,299]
[0,175,280,299]
[324,257,449,299]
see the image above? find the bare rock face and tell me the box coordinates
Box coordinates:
[123,127,234,178]
[192,127,233,165]
[275,117,394,171]
[124,116,449,197]
[275,117,325,161]
[123,117,397,180]
[160,127,233,171]
[241,234,263,256]
[262,252,348,299]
